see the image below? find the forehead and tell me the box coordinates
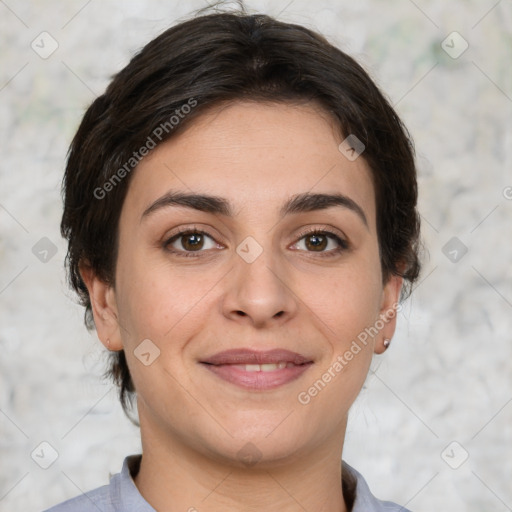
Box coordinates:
[122,101,376,228]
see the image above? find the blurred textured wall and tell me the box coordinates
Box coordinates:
[0,1,511,510]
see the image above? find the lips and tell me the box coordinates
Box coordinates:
[201,348,312,366]
[200,348,313,390]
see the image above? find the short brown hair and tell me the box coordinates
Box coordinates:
[61,9,421,420]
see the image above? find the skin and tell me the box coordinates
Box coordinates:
[81,101,403,511]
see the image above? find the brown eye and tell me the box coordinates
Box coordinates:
[304,233,328,251]
[164,229,219,257]
[179,232,205,251]
[292,229,349,257]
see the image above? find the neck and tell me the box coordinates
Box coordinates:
[133,412,349,512]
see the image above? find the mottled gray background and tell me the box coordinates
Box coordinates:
[1,1,511,510]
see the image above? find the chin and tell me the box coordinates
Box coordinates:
[207,424,309,467]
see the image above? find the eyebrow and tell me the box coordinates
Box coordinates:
[141,190,368,228]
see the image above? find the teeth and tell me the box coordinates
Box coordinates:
[243,362,292,372]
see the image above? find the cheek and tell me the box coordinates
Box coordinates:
[295,269,381,409]
[114,249,217,347]
[290,251,383,403]
[293,252,382,336]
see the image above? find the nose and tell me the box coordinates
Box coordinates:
[222,246,298,328]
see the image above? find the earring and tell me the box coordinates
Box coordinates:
[106,338,111,349]
[383,338,391,349]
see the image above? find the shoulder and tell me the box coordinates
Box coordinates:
[42,455,151,512]
[343,461,412,512]
[42,481,114,512]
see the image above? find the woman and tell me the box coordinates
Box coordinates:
[47,7,421,511]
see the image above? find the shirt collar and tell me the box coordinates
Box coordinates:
[111,454,155,511]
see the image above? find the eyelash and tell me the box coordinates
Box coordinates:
[163,225,349,259]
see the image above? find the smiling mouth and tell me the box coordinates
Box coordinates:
[218,362,300,371]
[200,348,312,366]
[199,348,314,390]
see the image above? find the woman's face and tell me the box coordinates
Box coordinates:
[89,101,402,466]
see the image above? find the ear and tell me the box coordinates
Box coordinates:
[80,262,123,351]
[374,274,403,355]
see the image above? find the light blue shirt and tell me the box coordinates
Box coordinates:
[43,454,412,511]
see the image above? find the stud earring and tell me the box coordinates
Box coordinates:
[383,338,391,349]
[106,338,111,348]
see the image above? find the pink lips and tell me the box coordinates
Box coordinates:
[200,348,313,390]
